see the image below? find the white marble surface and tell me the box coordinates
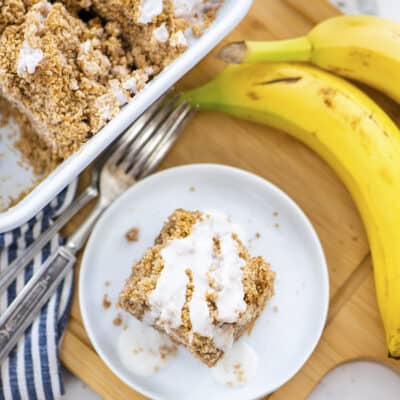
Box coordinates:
[331,0,399,19]
[379,0,400,20]
[308,360,400,399]
[61,1,400,398]
[61,367,100,399]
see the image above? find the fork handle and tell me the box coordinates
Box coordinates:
[0,247,75,363]
[66,200,108,254]
[0,198,108,361]
[0,186,98,296]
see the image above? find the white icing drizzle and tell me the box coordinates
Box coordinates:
[212,340,258,387]
[147,255,189,330]
[118,318,177,377]
[122,77,138,94]
[122,70,150,95]
[16,1,53,76]
[17,41,43,76]
[109,79,129,106]
[170,31,188,47]
[146,211,247,351]
[172,0,221,23]
[80,39,91,53]
[138,0,163,24]
[172,0,205,18]
[144,66,154,76]
[153,22,170,43]
[94,92,118,127]
[210,223,247,323]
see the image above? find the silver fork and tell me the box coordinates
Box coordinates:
[0,98,193,362]
[0,91,177,296]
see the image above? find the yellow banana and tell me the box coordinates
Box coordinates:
[218,15,400,103]
[181,63,400,358]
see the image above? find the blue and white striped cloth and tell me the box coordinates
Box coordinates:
[0,181,77,400]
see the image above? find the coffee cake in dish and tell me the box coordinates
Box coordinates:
[0,0,145,161]
[65,0,223,72]
[119,209,275,367]
[0,0,223,171]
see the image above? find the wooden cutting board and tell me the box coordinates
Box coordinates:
[60,0,400,398]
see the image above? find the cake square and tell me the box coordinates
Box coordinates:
[119,209,275,367]
[0,0,150,161]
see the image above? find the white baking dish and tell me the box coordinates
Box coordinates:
[0,0,253,233]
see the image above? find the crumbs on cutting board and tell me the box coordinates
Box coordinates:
[125,227,140,242]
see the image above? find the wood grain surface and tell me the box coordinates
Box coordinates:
[60,0,400,398]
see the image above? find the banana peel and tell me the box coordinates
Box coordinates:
[181,62,400,358]
[218,15,400,104]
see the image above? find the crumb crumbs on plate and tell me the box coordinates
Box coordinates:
[117,319,179,376]
[102,294,111,310]
[273,305,279,313]
[105,280,111,287]
[234,363,246,383]
[212,341,258,387]
[274,223,280,229]
[255,232,261,239]
[132,347,144,355]
[113,313,123,327]
[273,211,279,217]
[189,186,196,192]
[125,227,140,242]
[159,344,178,360]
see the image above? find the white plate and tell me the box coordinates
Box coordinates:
[0,0,253,232]
[80,164,329,400]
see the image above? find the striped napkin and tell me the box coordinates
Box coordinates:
[0,181,77,400]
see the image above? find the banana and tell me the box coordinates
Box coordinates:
[181,63,400,358]
[218,15,400,103]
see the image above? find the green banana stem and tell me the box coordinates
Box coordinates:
[219,37,312,64]
[181,80,223,111]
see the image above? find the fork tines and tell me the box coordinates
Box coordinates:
[107,93,194,180]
